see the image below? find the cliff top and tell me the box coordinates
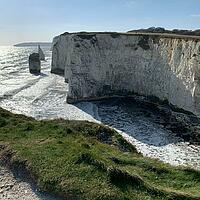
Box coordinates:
[61,31,200,41]
[128,27,200,36]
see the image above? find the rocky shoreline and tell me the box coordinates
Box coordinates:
[92,95,200,145]
[92,96,200,168]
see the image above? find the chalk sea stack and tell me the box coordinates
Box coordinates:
[29,53,41,74]
[38,45,45,61]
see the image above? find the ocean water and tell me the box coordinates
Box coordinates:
[0,46,97,121]
[0,46,200,169]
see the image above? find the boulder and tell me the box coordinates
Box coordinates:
[29,53,41,74]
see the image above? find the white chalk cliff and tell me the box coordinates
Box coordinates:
[51,32,200,114]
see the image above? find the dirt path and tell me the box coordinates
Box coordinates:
[0,165,61,200]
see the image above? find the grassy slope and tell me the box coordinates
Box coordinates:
[0,107,200,200]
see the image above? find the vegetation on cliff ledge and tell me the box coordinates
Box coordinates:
[0,107,200,200]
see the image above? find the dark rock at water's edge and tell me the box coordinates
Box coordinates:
[144,97,200,144]
[28,53,41,74]
[50,68,64,75]
[94,96,200,145]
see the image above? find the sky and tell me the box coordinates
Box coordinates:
[0,0,200,45]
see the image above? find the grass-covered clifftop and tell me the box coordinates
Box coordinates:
[0,107,200,200]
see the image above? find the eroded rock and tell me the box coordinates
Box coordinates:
[29,53,41,74]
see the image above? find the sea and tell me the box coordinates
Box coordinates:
[0,45,200,169]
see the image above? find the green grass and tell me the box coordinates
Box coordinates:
[0,107,200,200]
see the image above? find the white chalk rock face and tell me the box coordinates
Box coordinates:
[51,32,200,115]
[38,45,45,61]
[51,34,73,78]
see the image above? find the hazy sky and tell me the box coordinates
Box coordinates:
[0,0,200,45]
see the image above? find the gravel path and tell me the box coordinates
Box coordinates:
[0,165,61,200]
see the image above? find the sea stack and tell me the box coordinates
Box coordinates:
[38,45,45,61]
[29,53,41,74]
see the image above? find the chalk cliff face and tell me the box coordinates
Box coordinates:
[51,32,200,114]
[51,34,73,76]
